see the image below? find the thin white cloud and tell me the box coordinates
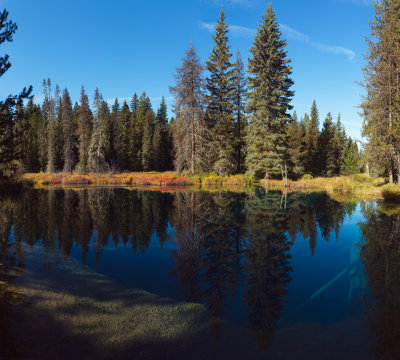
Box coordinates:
[333,0,371,6]
[200,21,255,37]
[280,24,355,61]
[200,21,355,61]
[208,0,253,7]
[279,24,309,43]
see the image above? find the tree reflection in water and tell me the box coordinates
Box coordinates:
[0,187,360,354]
[359,204,400,360]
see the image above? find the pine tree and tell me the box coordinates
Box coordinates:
[107,98,120,168]
[0,9,32,183]
[77,86,93,174]
[93,87,103,120]
[88,101,110,172]
[142,110,155,170]
[317,112,336,177]
[155,97,169,171]
[72,102,80,167]
[360,0,400,183]
[25,99,41,172]
[152,122,162,171]
[343,138,360,175]
[62,88,75,172]
[332,113,347,175]
[287,111,305,178]
[118,101,131,170]
[44,79,57,173]
[170,43,206,174]
[245,5,294,178]
[55,96,64,171]
[205,6,236,175]
[304,100,320,176]
[129,93,142,171]
[13,97,29,169]
[232,50,247,174]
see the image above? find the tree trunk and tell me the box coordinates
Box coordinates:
[191,117,195,175]
[365,161,370,177]
[397,155,400,184]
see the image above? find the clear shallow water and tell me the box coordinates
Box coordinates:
[0,187,397,359]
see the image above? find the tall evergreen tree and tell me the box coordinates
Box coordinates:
[107,98,120,168]
[304,100,320,176]
[155,97,170,171]
[332,114,347,175]
[55,96,64,171]
[205,6,236,175]
[13,97,29,169]
[245,5,294,178]
[118,101,131,170]
[88,101,110,172]
[129,93,142,171]
[77,86,93,173]
[318,112,336,177]
[343,138,360,175]
[25,99,41,172]
[142,110,155,171]
[92,87,103,120]
[170,43,206,174]
[0,9,32,183]
[287,111,305,178]
[360,0,400,183]
[43,79,57,173]
[232,50,247,174]
[62,88,75,172]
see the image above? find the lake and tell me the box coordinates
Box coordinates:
[0,187,398,359]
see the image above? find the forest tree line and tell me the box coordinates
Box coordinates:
[1,5,360,183]
[361,0,400,183]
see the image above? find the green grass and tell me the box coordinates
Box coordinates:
[381,183,400,202]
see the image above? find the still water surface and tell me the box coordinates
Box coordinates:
[0,187,397,359]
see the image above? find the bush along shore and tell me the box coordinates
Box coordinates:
[22,172,255,190]
[261,174,392,199]
[22,171,400,203]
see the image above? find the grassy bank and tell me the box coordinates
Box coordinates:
[22,171,254,190]
[261,174,387,199]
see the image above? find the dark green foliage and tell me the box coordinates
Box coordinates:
[360,0,400,183]
[142,110,155,171]
[205,7,236,175]
[286,111,305,178]
[332,114,347,175]
[13,98,29,169]
[118,101,131,170]
[245,5,294,178]
[154,97,172,171]
[88,101,110,172]
[129,93,142,171]
[0,9,32,183]
[342,138,360,175]
[77,86,93,174]
[232,50,247,174]
[304,100,320,176]
[55,97,64,171]
[62,88,76,173]
[318,112,336,177]
[107,98,120,168]
[24,99,41,172]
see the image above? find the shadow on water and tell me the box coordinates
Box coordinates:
[0,186,397,358]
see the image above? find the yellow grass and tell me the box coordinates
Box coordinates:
[261,175,384,198]
[22,172,255,191]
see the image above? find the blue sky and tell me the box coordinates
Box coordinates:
[0,0,373,140]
